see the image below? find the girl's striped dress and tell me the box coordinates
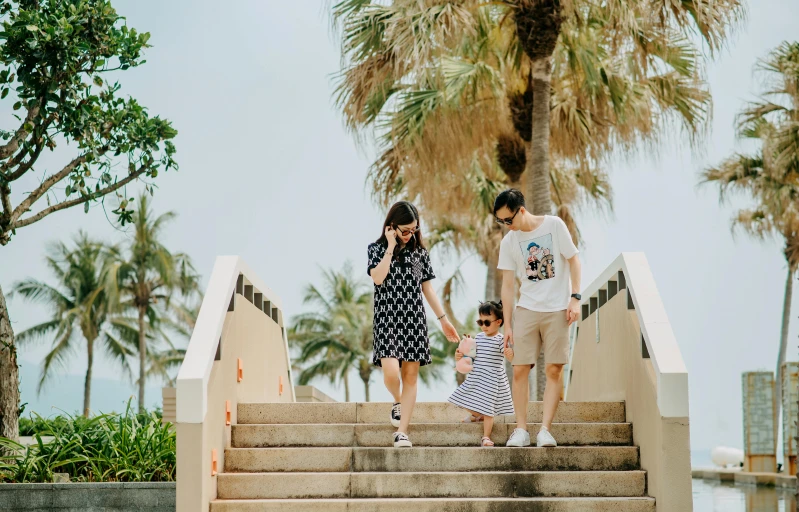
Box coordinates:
[448,332,514,417]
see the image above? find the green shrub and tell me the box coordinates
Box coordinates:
[1,401,175,483]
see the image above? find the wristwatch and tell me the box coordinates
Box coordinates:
[570,293,582,300]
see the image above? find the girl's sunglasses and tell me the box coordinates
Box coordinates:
[476,319,497,327]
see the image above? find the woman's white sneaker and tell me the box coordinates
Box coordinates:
[505,428,531,447]
[393,431,412,448]
[536,427,557,447]
[390,402,401,428]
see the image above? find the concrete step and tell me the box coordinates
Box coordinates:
[237,401,625,425]
[231,422,633,448]
[216,470,647,499]
[224,446,640,473]
[210,497,656,511]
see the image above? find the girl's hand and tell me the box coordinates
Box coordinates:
[504,347,514,361]
[440,317,459,342]
[385,226,397,248]
[455,350,463,361]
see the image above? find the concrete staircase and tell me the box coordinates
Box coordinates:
[210,401,655,511]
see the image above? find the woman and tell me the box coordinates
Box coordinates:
[367,201,459,447]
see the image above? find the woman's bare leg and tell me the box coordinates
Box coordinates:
[381,358,401,403]
[397,362,420,433]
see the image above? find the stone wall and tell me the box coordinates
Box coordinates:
[742,371,776,472]
[0,482,175,512]
[782,362,799,475]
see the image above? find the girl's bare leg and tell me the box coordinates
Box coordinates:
[483,415,494,439]
[381,358,401,403]
[397,362,420,433]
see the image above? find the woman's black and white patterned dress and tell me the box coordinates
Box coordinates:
[448,333,514,417]
[367,242,435,367]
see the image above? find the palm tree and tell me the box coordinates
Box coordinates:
[11,232,134,417]
[702,41,799,431]
[104,194,199,412]
[289,263,374,401]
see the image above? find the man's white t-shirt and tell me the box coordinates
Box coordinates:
[497,215,579,312]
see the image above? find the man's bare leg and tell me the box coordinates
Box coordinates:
[542,363,564,430]
[512,364,532,430]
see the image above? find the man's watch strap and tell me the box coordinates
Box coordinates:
[570,293,582,301]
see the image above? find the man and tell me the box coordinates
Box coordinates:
[494,189,581,447]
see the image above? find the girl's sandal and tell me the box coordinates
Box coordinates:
[481,437,495,447]
[462,414,484,423]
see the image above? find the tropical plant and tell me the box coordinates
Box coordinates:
[0,0,178,440]
[0,401,174,483]
[289,262,374,401]
[333,0,742,398]
[103,193,199,412]
[10,232,134,417]
[701,41,799,428]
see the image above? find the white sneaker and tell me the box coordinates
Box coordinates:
[536,427,557,447]
[506,428,531,447]
[390,403,401,428]
[393,431,412,448]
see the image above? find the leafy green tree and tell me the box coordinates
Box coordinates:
[103,194,198,412]
[0,0,177,439]
[11,232,133,417]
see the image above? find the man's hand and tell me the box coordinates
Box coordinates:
[566,297,580,325]
[504,326,513,348]
[503,346,514,361]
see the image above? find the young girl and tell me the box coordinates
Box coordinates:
[448,300,514,447]
[368,201,459,448]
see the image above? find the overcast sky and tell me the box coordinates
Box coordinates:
[3,1,799,454]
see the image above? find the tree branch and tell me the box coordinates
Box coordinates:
[6,141,45,181]
[0,105,41,160]
[0,184,11,218]
[9,154,88,224]
[11,164,149,230]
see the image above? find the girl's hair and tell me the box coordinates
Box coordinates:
[478,300,503,326]
[376,201,426,253]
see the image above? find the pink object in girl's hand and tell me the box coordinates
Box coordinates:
[456,335,477,374]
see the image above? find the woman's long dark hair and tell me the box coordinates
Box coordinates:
[376,201,426,254]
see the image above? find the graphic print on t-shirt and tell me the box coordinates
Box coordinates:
[518,233,555,282]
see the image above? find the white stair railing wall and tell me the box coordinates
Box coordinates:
[175,256,295,512]
[566,252,692,512]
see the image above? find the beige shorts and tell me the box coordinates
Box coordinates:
[510,307,570,366]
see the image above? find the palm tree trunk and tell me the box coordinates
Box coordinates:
[526,57,553,217]
[0,284,19,441]
[138,305,147,413]
[84,337,95,417]
[775,265,795,449]
[526,57,553,401]
[343,372,350,402]
[485,255,499,302]
[362,377,370,402]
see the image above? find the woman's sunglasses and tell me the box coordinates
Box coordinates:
[395,225,420,236]
[495,208,520,226]
[476,319,498,327]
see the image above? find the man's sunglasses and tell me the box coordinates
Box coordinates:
[495,208,520,226]
[476,319,498,327]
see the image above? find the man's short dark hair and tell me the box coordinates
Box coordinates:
[493,188,525,215]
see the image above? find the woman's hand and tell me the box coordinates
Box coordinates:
[385,225,397,249]
[440,317,459,342]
